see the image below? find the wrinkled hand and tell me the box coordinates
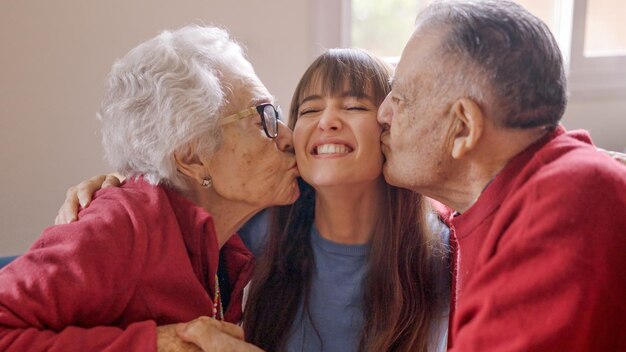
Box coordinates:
[157,324,202,352]
[176,316,264,352]
[54,173,123,224]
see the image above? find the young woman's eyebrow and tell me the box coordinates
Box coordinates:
[300,95,323,105]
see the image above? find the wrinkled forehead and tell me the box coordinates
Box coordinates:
[395,27,446,85]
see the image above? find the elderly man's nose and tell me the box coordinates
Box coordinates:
[378,94,392,125]
[275,121,294,152]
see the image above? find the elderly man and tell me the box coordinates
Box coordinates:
[378,0,626,351]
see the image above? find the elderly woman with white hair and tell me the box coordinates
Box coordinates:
[0,25,298,351]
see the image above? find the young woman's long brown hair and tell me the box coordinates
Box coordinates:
[244,48,448,352]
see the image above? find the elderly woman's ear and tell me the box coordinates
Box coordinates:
[174,143,212,187]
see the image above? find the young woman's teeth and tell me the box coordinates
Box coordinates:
[317,144,350,155]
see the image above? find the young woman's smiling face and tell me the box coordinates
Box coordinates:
[293,83,384,189]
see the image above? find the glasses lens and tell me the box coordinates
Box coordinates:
[262,105,278,138]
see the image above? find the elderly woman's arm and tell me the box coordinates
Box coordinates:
[1,192,205,352]
[0,210,147,350]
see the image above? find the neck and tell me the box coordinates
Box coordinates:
[206,199,261,248]
[428,127,549,213]
[313,177,386,244]
[182,184,262,248]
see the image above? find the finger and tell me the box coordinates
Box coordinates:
[219,321,245,340]
[76,175,107,208]
[176,319,262,352]
[101,174,122,189]
[176,316,244,340]
[176,317,220,338]
[54,209,76,225]
[157,324,203,352]
[54,187,80,224]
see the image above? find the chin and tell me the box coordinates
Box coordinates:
[275,182,301,205]
[286,185,301,204]
[382,164,404,188]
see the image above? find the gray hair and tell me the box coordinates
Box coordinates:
[98,25,255,190]
[417,0,567,128]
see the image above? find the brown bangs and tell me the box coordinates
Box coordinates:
[288,48,392,129]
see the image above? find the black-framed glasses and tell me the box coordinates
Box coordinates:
[219,103,282,139]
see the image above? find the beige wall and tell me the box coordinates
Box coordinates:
[563,98,626,152]
[1,1,625,256]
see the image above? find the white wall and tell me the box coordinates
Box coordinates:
[1,1,624,256]
[0,0,312,256]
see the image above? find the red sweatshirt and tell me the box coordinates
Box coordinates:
[0,177,254,351]
[447,127,626,351]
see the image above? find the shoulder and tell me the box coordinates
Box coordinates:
[34,178,174,259]
[516,133,626,203]
[86,177,172,220]
[496,135,626,243]
[539,150,623,196]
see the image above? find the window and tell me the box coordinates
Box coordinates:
[584,0,626,56]
[350,0,565,62]
[568,0,626,97]
[351,0,434,62]
[310,0,626,98]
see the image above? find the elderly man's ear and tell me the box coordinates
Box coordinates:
[449,98,485,159]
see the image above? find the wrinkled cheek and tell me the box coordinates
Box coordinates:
[250,158,283,199]
[238,153,256,182]
[387,132,400,152]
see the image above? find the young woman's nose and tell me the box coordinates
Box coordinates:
[275,120,294,152]
[318,108,342,132]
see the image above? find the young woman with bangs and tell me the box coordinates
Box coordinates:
[242,48,449,352]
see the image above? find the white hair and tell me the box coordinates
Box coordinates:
[98,25,255,190]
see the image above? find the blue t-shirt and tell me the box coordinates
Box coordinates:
[285,226,369,351]
[238,210,449,352]
[239,210,270,258]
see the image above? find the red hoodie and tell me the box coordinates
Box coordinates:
[0,177,254,351]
